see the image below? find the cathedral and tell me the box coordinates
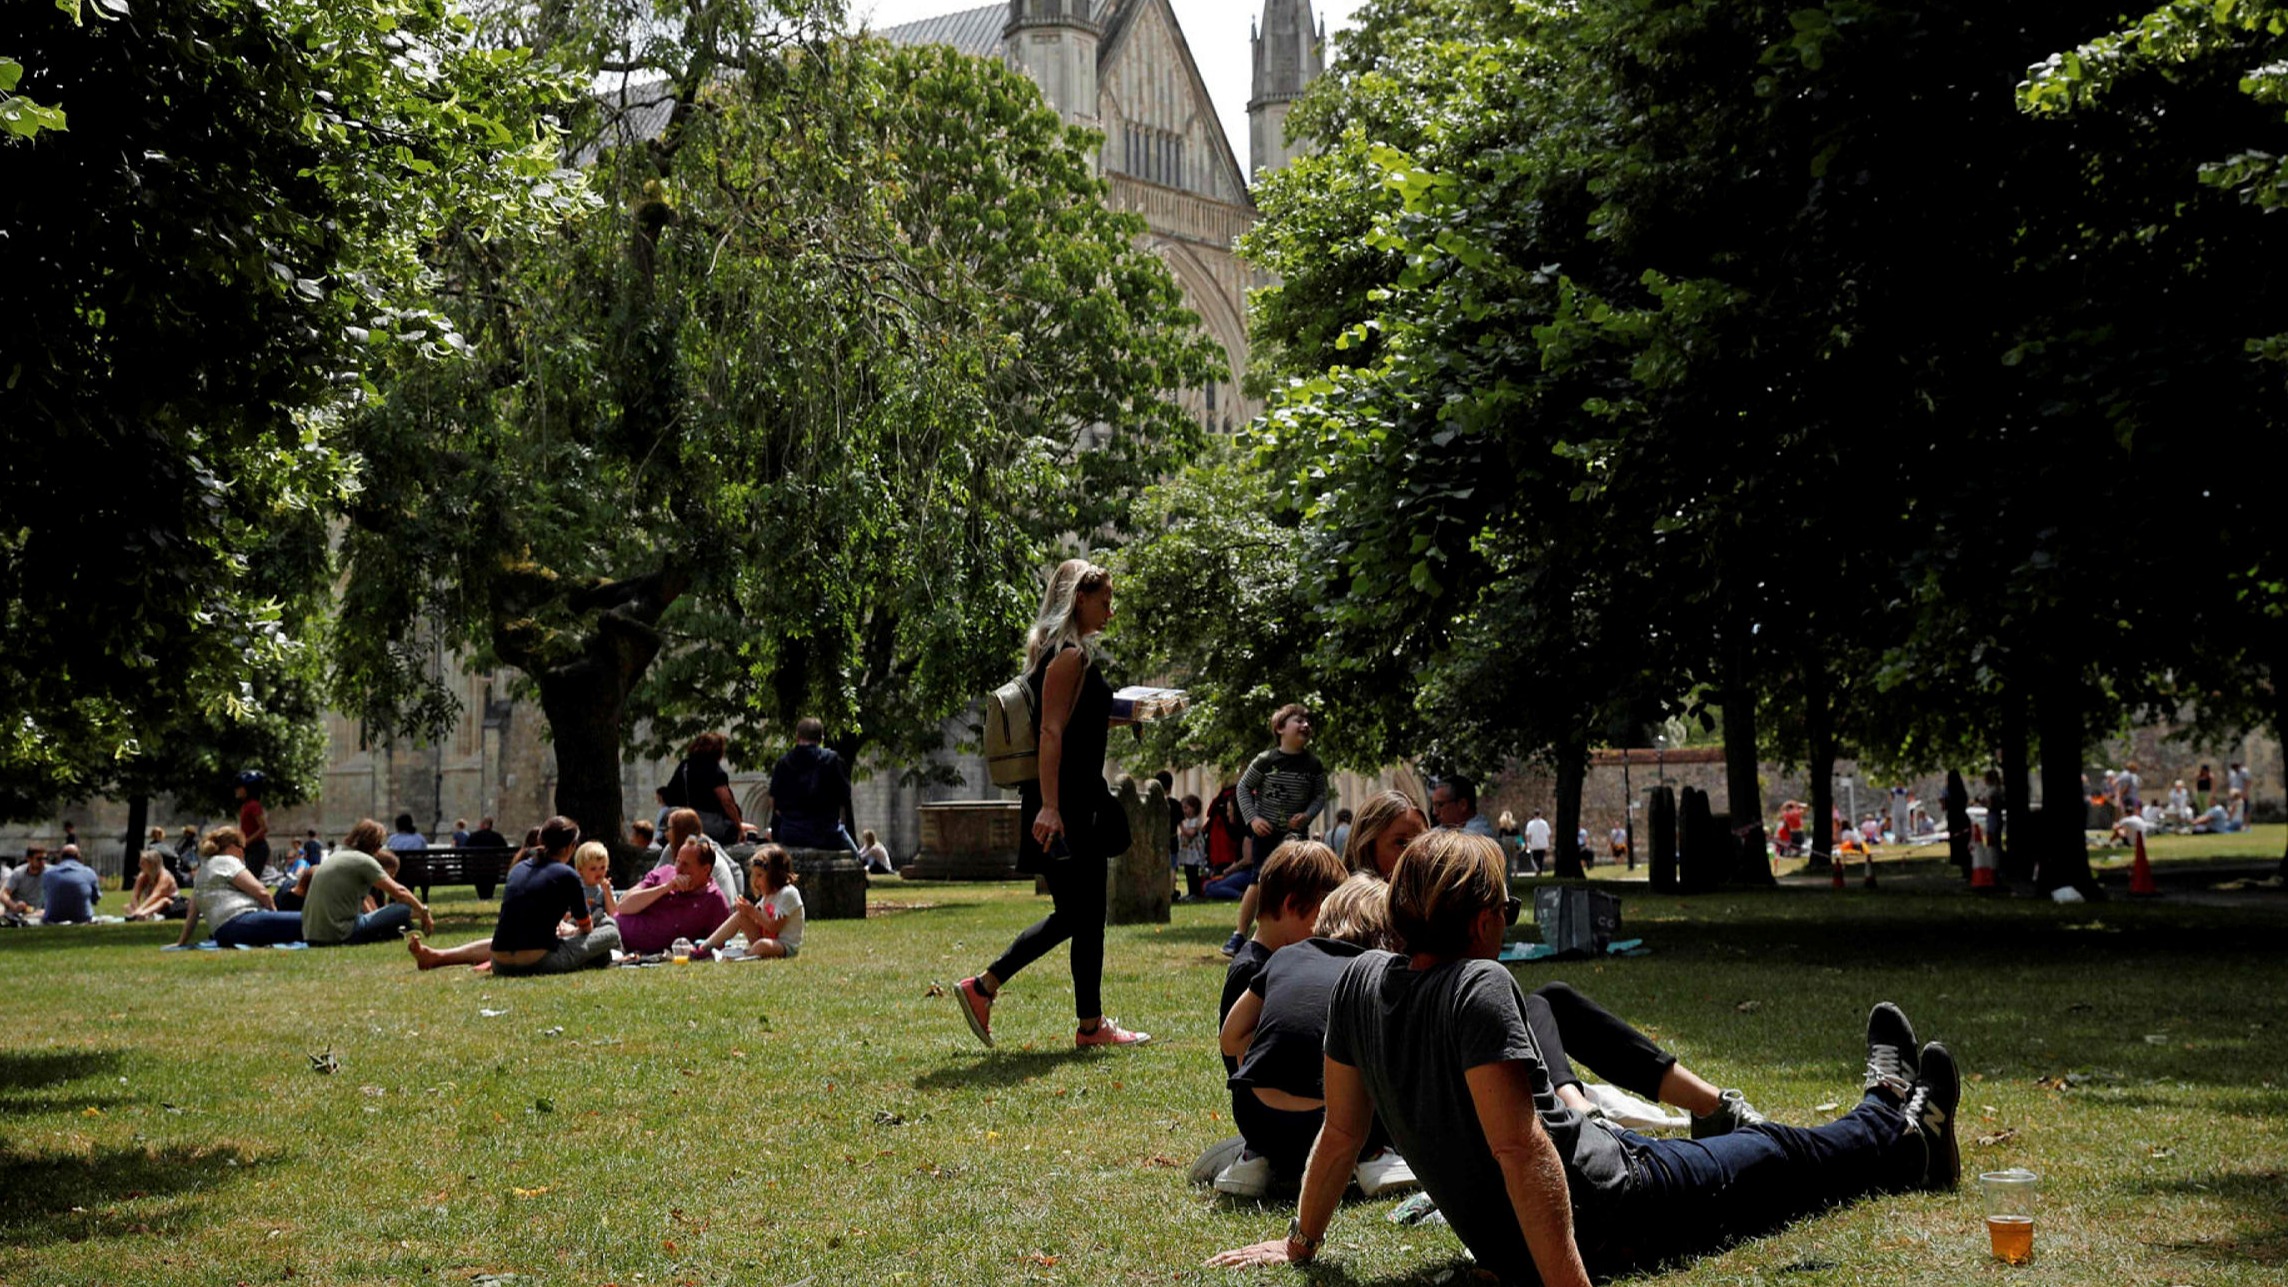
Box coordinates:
[879,0,1327,437]
[6,1,1331,870]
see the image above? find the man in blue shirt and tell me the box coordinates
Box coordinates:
[40,845,102,923]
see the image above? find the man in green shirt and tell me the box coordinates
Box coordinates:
[301,848,432,946]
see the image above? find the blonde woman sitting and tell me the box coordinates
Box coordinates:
[125,849,185,921]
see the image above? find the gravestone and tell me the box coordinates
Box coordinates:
[1107,775,1172,926]
[731,841,866,919]
[905,801,1025,881]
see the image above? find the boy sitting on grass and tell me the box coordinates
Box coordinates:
[1217,873,1418,1199]
[1192,839,1348,1186]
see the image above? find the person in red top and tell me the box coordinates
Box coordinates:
[235,771,272,877]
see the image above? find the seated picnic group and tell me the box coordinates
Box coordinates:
[1192,788,1964,1285]
[154,806,800,968]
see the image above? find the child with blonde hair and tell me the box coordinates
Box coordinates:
[574,841,617,922]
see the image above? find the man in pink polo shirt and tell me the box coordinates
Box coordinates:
[613,835,731,954]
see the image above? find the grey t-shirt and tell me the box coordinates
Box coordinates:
[1325,952,1630,1282]
[4,864,44,912]
[302,850,387,944]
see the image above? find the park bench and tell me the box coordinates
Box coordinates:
[392,846,516,901]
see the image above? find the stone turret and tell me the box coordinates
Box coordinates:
[1004,0,1102,144]
[1248,0,1324,179]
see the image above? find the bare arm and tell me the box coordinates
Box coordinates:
[1206,1056,1373,1268]
[615,879,673,916]
[230,867,277,910]
[173,896,202,947]
[1219,989,1265,1060]
[1035,648,1085,822]
[1465,1060,1593,1287]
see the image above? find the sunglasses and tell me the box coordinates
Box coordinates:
[1501,896,1522,926]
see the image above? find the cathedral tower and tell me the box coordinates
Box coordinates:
[1248,0,1323,179]
[1004,0,1102,139]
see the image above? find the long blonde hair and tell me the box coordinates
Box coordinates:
[1346,789,1428,877]
[1024,558,1111,673]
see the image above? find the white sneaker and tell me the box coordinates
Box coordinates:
[1354,1147,1420,1197]
[1189,1135,1248,1186]
[1212,1149,1273,1198]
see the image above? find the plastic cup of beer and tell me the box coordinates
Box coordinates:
[1980,1168,2039,1264]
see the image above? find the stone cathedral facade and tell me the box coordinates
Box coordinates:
[880,0,1326,438]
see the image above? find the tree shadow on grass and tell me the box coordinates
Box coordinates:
[0,1049,124,1115]
[911,1047,1097,1091]
[2127,1167,2288,1265]
[0,1140,269,1248]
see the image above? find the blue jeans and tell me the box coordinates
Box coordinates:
[1601,1097,1919,1269]
[1201,867,1257,900]
[777,817,862,858]
[214,910,305,947]
[338,902,414,945]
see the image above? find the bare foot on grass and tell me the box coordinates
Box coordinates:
[408,933,446,971]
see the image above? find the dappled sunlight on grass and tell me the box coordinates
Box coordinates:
[1,877,2282,1283]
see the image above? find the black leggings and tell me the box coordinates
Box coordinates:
[1524,981,1679,1101]
[988,855,1106,1022]
[1231,1090,1392,1180]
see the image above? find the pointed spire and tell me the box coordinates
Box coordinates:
[1250,0,1323,106]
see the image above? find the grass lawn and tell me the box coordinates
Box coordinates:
[3,869,2283,1286]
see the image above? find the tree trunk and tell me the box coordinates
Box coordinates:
[1720,614,1764,848]
[2032,669,2097,895]
[1649,785,1678,893]
[499,569,689,888]
[1552,736,1587,880]
[121,793,150,890]
[1803,658,1835,872]
[537,665,634,883]
[1999,683,2034,881]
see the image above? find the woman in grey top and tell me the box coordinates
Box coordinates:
[174,826,305,948]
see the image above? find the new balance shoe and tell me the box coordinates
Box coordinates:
[1863,1002,1920,1104]
[1690,1088,1768,1139]
[1220,931,1246,958]
[1213,1149,1273,1198]
[1076,1018,1151,1047]
[954,976,994,1049]
[1354,1147,1420,1197]
[1903,1041,1961,1191]
[1189,1135,1248,1187]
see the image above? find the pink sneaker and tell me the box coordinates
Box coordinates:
[1076,1018,1150,1048]
[955,977,994,1048]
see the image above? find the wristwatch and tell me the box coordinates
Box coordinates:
[1286,1217,1324,1260]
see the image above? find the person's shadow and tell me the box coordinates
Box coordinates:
[0,1049,275,1246]
[911,1047,1098,1091]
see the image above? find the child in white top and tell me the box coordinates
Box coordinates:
[700,845,803,958]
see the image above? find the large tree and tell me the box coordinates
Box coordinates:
[1155,0,2285,903]
[1,0,582,817]
[336,2,1216,853]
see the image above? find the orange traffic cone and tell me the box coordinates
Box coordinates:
[1832,847,1846,891]
[1969,823,1999,891]
[2128,828,2160,897]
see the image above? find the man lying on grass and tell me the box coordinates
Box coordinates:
[1209,830,1959,1285]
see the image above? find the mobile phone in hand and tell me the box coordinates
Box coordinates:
[1045,834,1073,861]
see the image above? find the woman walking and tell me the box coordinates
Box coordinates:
[955,559,1148,1049]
